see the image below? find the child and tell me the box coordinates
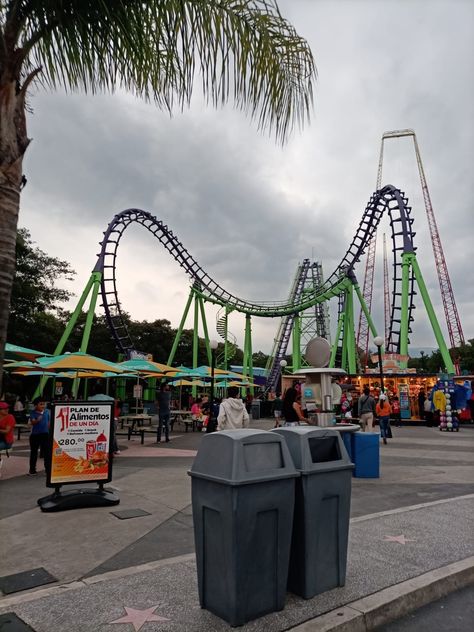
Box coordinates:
[28,398,50,476]
[391,395,401,427]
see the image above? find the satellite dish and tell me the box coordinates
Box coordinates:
[305,337,331,368]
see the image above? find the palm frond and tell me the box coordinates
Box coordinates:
[6,0,316,141]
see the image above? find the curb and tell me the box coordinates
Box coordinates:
[287,556,474,631]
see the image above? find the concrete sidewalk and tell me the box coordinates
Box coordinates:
[1,423,473,631]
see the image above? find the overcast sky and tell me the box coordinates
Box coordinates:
[19,0,473,357]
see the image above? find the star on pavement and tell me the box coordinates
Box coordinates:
[383,534,415,545]
[110,605,170,631]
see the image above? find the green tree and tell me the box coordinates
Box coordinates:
[252,350,269,368]
[7,228,75,349]
[0,1,316,389]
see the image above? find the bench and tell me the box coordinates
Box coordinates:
[16,424,30,440]
[173,415,197,432]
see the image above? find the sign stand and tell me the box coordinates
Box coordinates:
[38,482,119,512]
[38,401,120,513]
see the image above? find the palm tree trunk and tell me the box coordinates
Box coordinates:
[0,80,29,392]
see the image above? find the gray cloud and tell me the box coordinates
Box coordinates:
[18,0,474,354]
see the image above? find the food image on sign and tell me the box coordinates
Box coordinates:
[51,404,112,484]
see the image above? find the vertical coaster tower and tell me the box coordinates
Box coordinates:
[378,130,465,353]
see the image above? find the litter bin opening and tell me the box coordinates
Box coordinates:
[308,436,340,463]
[244,442,283,471]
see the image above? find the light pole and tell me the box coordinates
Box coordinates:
[206,339,219,433]
[373,336,385,394]
[279,359,287,391]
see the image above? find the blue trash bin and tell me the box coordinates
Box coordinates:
[351,432,380,478]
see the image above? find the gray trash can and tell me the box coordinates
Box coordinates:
[189,429,298,626]
[251,399,261,420]
[272,426,353,599]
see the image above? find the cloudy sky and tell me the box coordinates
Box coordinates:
[19,0,473,357]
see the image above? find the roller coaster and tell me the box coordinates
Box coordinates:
[48,130,461,393]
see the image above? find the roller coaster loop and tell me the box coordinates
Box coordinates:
[33,184,455,399]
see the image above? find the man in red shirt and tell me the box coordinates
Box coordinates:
[0,401,16,450]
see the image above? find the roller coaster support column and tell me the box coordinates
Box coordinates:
[344,284,357,375]
[292,314,301,370]
[72,270,102,397]
[329,311,345,369]
[198,296,211,366]
[34,270,102,399]
[242,315,254,396]
[353,283,378,349]
[223,307,230,370]
[409,254,455,374]
[167,287,194,367]
[341,293,349,372]
[192,292,200,398]
[400,253,411,363]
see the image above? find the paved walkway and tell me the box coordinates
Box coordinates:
[0,422,473,631]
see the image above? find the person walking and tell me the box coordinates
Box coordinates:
[376,393,392,445]
[281,387,306,426]
[357,386,376,432]
[28,397,50,476]
[418,389,426,421]
[156,383,172,443]
[272,392,283,427]
[217,386,250,431]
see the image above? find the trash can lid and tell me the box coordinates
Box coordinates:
[188,428,299,485]
[272,427,353,473]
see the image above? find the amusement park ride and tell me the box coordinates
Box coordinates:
[46,130,464,391]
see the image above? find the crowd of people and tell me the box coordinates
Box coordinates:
[1,379,472,475]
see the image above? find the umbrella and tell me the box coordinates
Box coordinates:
[193,366,245,379]
[3,360,58,374]
[170,379,196,387]
[56,371,139,379]
[38,352,126,373]
[118,359,173,375]
[5,343,51,362]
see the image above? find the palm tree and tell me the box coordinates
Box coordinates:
[0,1,316,390]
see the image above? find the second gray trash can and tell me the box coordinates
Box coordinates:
[251,399,261,420]
[189,429,298,626]
[273,426,353,599]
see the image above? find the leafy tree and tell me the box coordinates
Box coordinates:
[0,1,316,389]
[252,350,269,368]
[454,340,474,374]
[7,228,75,349]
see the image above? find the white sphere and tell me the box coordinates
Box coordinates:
[447,422,453,429]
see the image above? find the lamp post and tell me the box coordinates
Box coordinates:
[373,336,385,394]
[279,359,287,391]
[206,339,219,433]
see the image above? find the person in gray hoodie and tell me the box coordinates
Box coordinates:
[357,386,376,432]
[217,386,250,431]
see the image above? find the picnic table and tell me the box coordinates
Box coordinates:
[118,414,153,430]
[170,410,197,432]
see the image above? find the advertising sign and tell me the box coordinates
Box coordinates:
[398,383,411,419]
[49,402,113,486]
[370,353,410,373]
[133,384,143,399]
